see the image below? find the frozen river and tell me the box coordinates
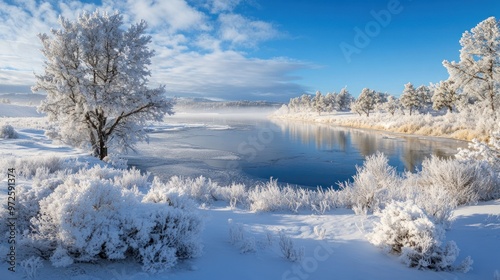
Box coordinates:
[126,112,468,189]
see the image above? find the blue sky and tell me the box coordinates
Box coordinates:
[0,0,499,102]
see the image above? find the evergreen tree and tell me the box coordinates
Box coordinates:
[432,80,459,113]
[353,88,377,117]
[400,83,422,116]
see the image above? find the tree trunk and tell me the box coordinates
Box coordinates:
[99,137,107,160]
[89,131,99,158]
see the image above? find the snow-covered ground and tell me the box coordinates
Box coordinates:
[0,104,499,280]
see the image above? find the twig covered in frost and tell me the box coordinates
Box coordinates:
[278,231,304,262]
[228,219,256,253]
[20,256,44,279]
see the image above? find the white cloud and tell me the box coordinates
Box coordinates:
[0,0,308,100]
[125,0,209,31]
[209,0,242,13]
[150,50,306,100]
[218,13,279,48]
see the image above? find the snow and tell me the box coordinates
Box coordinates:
[1,103,499,280]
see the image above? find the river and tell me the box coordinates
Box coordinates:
[126,112,468,189]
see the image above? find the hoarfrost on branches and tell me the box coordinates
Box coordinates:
[443,17,500,113]
[33,10,174,159]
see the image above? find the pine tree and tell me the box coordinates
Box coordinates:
[324,92,337,112]
[337,87,353,111]
[417,85,433,112]
[312,91,326,115]
[353,88,376,117]
[33,11,174,160]
[384,95,400,116]
[443,17,500,112]
[400,83,422,116]
[432,80,458,113]
[299,94,312,111]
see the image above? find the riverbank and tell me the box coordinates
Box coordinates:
[270,111,489,142]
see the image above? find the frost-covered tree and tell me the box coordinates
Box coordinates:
[353,88,376,117]
[287,97,301,112]
[384,95,400,116]
[443,17,500,112]
[400,83,422,115]
[299,94,312,111]
[312,91,326,115]
[432,80,459,113]
[33,11,173,160]
[337,87,353,111]
[417,85,433,111]
[324,92,337,112]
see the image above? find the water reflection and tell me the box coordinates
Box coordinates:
[270,119,468,173]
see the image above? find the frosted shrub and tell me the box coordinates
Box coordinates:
[20,256,44,279]
[249,179,308,212]
[30,174,203,273]
[227,219,256,254]
[412,185,457,228]
[0,124,18,139]
[158,176,217,203]
[278,231,304,262]
[103,153,129,169]
[214,183,248,208]
[113,167,150,190]
[248,179,341,213]
[132,201,203,273]
[0,156,63,179]
[419,156,495,204]
[367,201,472,272]
[16,178,63,233]
[249,179,288,212]
[313,225,327,240]
[32,179,137,263]
[341,152,399,215]
[228,219,245,245]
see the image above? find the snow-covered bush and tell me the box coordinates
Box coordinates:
[0,156,63,179]
[340,152,400,215]
[103,153,129,169]
[367,201,472,272]
[214,183,248,208]
[248,178,341,213]
[411,184,457,228]
[249,179,311,212]
[0,124,18,139]
[31,178,138,263]
[132,199,203,273]
[278,231,304,262]
[456,132,500,168]
[16,178,64,233]
[28,172,203,273]
[112,167,150,190]
[418,156,496,204]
